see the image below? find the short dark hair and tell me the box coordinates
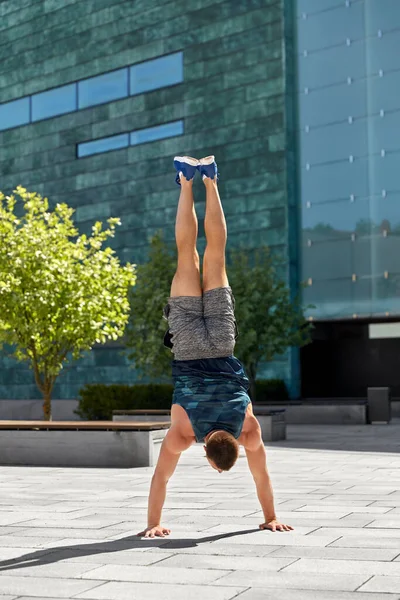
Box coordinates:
[206,431,239,471]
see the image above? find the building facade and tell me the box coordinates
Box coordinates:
[0,0,298,411]
[297,0,400,398]
[0,0,399,413]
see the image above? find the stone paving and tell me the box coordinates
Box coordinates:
[1,424,400,599]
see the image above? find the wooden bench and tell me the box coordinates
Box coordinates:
[0,420,170,468]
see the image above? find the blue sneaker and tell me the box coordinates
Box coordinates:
[198,155,219,181]
[173,156,199,185]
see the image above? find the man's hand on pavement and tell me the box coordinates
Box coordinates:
[259,519,294,532]
[137,525,171,538]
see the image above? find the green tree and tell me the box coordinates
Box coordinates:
[126,233,311,399]
[126,232,176,380]
[227,247,311,400]
[0,187,136,420]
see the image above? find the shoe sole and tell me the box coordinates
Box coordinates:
[174,156,199,167]
[199,155,215,166]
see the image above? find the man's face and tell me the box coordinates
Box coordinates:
[203,446,223,473]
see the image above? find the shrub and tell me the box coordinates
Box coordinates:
[251,379,289,403]
[75,383,174,420]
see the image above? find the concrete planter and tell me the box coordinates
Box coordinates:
[0,399,79,421]
[252,407,286,441]
[257,401,367,425]
[0,421,169,468]
[392,401,400,419]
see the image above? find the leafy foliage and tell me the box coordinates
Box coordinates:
[252,378,289,403]
[126,232,176,380]
[0,187,136,419]
[227,246,312,398]
[126,233,311,399]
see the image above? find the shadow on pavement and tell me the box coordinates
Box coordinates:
[0,528,262,573]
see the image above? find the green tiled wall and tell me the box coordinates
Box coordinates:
[0,0,300,399]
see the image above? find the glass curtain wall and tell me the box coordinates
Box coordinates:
[296,0,400,319]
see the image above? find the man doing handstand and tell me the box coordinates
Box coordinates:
[138,156,293,538]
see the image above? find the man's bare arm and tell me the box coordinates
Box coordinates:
[137,428,191,537]
[244,428,294,532]
[244,435,277,522]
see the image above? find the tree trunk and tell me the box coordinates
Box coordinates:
[43,390,52,421]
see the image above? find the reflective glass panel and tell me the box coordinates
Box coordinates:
[298,3,364,53]
[372,233,400,274]
[369,72,400,113]
[78,68,128,109]
[130,52,183,95]
[365,0,400,33]
[0,97,30,131]
[303,278,354,319]
[368,111,400,152]
[368,154,400,195]
[130,120,183,145]
[299,80,367,128]
[301,158,369,205]
[298,42,366,90]
[298,0,342,13]
[371,194,400,229]
[302,197,370,234]
[77,133,129,157]
[297,0,400,318]
[300,119,368,164]
[353,237,372,277]
[303,240,353,280]
[367,30,400,74]
[32,83,77,121]
[353,279,373,315]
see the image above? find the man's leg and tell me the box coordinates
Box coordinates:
[170,176,202,297]
[202,177,229,292]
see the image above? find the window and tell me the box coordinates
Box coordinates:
[77,133,129,158]
[130,121,184,145]
[77,120,184,157]
[32,83,77,121]
[78,68,128,109]
[130,52,183,95]
[0,97,30,130]
[0,52,184,131]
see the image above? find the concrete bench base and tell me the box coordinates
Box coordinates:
[0,421,168,468]
[258,403,367,425]
[253,408,286,441]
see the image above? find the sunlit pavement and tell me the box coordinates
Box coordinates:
[1,424,400,600]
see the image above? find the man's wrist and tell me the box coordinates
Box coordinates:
[264,514,277,522]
